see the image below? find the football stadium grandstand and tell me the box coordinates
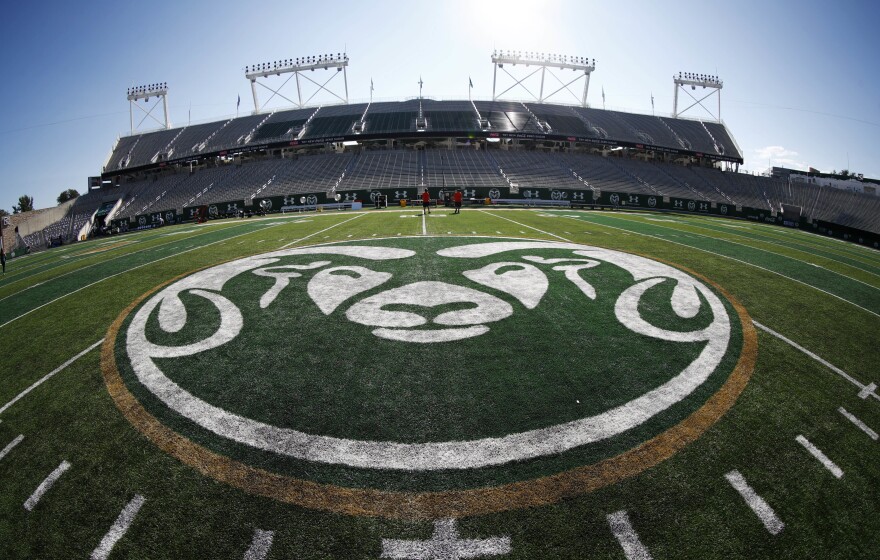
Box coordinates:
[6,93,880,253]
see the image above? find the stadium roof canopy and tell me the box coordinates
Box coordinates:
[103,99,743,177]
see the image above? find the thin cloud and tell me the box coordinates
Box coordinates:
[752,145,808,170]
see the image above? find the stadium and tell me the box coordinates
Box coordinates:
[1,7,879,560]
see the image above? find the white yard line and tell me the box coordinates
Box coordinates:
[90,495,146,560]
[421,212,427,235]
[24,460,71,511]
[796,435,844,478]
[280,214,365,249]
[243,529,275,560]
[611,213,880,288]
[478,210,572,242]
[676,216,880,277]
[554,213,880,319]
[0,434,24,461]
[724,470,784,535]
[0,224,283,331]
[0,223,243,297]
[753,321,879,402]
[838,407,878,440]
[607,510,653,560]
[0,339,104,415]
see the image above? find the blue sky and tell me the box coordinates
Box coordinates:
[1,0,878,211]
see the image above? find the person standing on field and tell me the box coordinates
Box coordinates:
[421,189,431,215]
[453,189,463,214]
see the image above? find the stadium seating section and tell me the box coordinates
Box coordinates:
[17,100,879,249]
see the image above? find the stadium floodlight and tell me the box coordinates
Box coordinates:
[126,82,170,134]
[672,71,724,121]
[491,49,596,107]
[244,52,350,113]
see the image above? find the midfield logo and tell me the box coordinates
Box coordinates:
[105,238,754,518]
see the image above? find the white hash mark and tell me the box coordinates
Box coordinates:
[607,510,653,559]
[724,470,784,535]
[90,495,146,560]
[381,519,511,559]
[24,460,71,511]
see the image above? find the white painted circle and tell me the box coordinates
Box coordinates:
[125,239,732,471]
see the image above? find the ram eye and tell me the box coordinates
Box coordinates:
[463,262,548,309]
[308,266,392,315]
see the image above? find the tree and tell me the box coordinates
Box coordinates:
[57,188,80,204]
[12,195,35,214]
[0,208,8,218]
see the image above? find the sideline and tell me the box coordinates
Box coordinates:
[0,339,105,414]
[0,223,283,330]
[548,212,880,319]
[595,212,880,289]
[753,320,879,402]
[279,213,365,249]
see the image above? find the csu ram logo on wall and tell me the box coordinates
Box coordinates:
[103,237,755,518]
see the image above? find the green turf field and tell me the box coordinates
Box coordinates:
[0,207,877,559]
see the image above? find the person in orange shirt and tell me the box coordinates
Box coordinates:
[453,189,463,214]
[421,189,431,215]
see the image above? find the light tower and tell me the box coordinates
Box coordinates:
[245,53,349,113]
[672,72,723,121]
[490,50,596,107]
[126,83,170,135]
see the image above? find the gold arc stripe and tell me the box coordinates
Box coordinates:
[102,252,757,520]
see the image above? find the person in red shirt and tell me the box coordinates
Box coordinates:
[421,189,431,215]
[453,189,463,214]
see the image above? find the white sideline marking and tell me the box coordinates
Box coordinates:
[479,210,571,243]
[0,222,243,296]
[838,407,878,440]
[243,529,275,560]
[280,213,365,250]
[381,519,511,559]
[24,460,70,511]
[607,510,653,560]
[557,212,880,319]
[752,321,879,402]
[0,224,284,330]
[0,434,24,461]
[90,495,146,560]
[796,435,844,478]
[622,213,880,290]
[0,339,104,415]
[421,212,427,235]
[724,470,784,535]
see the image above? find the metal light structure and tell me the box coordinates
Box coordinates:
[126,83,170,135]
[490,50,596,107]
[673,72,723,121]
[245,53,349,113]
